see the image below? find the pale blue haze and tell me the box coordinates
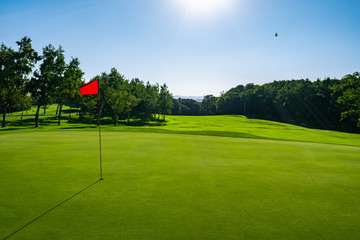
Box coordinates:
[1,0,359,96]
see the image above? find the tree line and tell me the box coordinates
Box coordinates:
[0,37,173,128]
[183,74,359,133]
[80,68,173,125]
[0,37,84,127]
[1,37,359,132]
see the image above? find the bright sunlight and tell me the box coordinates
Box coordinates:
[175,0,235,18]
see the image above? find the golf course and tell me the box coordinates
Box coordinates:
[1,115,359,239]
[2,0,360,238]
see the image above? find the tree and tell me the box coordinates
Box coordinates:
[55,57,84,125]
[0,44,16,127]
[0,37,38,127]
[129,79,159,121]
[201,95,216,115]
[158,84,173,121]
[145,82,159,120]
[16,37,40,119]
[28,45,64,127]
[108,88,130,125]
[106,68,129,124]
[333,72,360,128]
[241,83,257,115]
[96,68,125,121]
[129,78,147,119]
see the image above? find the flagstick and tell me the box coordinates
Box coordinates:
[98,91,103,180]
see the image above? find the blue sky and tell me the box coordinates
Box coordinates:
[1,0,359,96]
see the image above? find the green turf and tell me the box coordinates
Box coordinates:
[0,116,360,239]
[5,104,78,117]
[151,115,360,146]
[2,115,360,146]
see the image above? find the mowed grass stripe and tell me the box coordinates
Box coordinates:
[0,131,359,239]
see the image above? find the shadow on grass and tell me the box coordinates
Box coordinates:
[165,130,270,140]
[118,127,269,140]
[0,128,24,132]
[61,109,80,114]
[124,120,166,126]
[4,115,168,130]
[60,126,96,130]
[2,180,101,240]
[3,117,58,127]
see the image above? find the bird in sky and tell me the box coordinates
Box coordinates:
[275,32,278,37]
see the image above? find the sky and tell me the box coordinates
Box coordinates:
[1,0,360,96]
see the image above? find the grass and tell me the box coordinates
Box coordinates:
[0,115,360,239]
[3,114,360,147]
[5,104,78,117]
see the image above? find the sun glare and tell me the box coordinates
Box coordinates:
[175,0,235,18]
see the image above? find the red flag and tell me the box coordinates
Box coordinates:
[79,80,99,95]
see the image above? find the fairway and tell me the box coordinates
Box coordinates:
[1,125,360,239]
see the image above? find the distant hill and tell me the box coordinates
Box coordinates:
[173,95,204,102]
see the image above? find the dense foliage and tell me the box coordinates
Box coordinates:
[80,68,173,125]
[190,75,360,132]
[0,37,39,126]
[0,37,173,127]
[1,37,359,132]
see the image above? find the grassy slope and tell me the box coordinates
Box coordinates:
[0,116,360,239]
[2,115,360,146]
[154,115,360,146]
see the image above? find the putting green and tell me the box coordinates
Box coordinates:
[1,130,359,239]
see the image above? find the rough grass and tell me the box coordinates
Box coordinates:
[0,115,360,239]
